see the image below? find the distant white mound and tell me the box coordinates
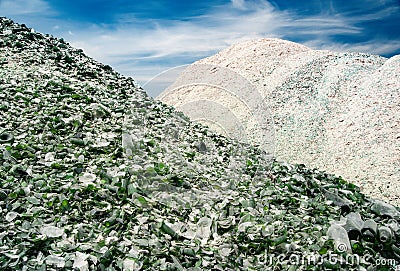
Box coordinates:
[158,38,400,204]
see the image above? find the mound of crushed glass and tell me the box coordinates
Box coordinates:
[1,17,400,270]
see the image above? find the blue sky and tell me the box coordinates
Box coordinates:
[1,0,399,96]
